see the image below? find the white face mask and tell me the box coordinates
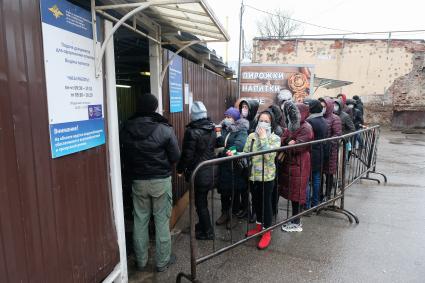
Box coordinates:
[241,108,249,118]
[256,121,272,137]
[333,104,340,113]
[321,108,326,115]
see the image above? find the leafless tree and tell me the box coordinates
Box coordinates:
[257,9,302,38]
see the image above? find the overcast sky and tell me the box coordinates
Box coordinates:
[206,0,425,64]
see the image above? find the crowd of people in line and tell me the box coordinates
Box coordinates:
[120,92,365,272]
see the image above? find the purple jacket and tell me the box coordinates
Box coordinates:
[322,98,342,174]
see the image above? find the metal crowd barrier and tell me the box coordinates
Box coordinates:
[176,125,387,283]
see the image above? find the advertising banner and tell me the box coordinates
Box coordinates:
[40,0,105,158]
[240,64,314,111]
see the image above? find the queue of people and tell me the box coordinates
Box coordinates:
[121,92,364,271]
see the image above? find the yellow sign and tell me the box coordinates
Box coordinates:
[48,4,63,19]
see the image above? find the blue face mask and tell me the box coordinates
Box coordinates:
[222,118,233,127]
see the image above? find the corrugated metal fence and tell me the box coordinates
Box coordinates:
[0,1,119,282]
[0,2,236,280]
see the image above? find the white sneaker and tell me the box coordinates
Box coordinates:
[281,223,294,232]
[292,223,303,232]
[281,223,303,232]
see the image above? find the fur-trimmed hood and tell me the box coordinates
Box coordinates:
[283,101,301,132]
[297,103,310,123]
[268,104,283,124]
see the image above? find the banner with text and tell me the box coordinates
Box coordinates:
[40,0,105,158]
[168,51,184,113]
[240,64,314,111]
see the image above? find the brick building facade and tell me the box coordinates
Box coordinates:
[252,38,425,128]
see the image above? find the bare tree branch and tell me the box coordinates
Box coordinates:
[256,9,302,38]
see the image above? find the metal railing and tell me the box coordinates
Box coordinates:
[177,125,387,282]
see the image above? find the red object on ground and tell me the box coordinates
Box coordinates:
[257,231,272,250]
[246,223,262,237]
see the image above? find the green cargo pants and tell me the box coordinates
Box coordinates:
[132,177,172,268]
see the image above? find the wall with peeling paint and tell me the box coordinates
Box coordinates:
[253,38,425,127]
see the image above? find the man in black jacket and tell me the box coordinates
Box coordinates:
[177,101,216,240]
[346,99,363,129]
[121,93,180,272]
[347,98,364,148]
[352,95,364,117]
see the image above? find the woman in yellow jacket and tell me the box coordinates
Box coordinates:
[244,109,281,249]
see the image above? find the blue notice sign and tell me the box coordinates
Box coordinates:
[40,0,105,158]
[168,51,183,113]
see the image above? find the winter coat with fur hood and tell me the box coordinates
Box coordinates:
[279,102,314,204]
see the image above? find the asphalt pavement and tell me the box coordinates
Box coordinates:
[129,128,425,283]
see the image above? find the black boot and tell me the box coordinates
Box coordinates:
[196,229,214,240]
[195,222,201,233]
[236,209,248,219]
[196,209,214,240]
[237,190,249,219]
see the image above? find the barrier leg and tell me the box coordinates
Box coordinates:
[363,170,387,184]
[360,172,381,184]
[373,171,388,183]
[317,204,359,224]
[176,272,198,283]
[318,140,360,224]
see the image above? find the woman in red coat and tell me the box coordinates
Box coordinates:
[318,98,342,200]
[279,102,313,232]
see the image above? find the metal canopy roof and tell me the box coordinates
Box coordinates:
[98,0,230,42]
[92,0,233,78]
[314,76,353,90]
[163,31,234,77]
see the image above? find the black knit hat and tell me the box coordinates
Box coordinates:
[304,99,323,114]
[137,93,158,113]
